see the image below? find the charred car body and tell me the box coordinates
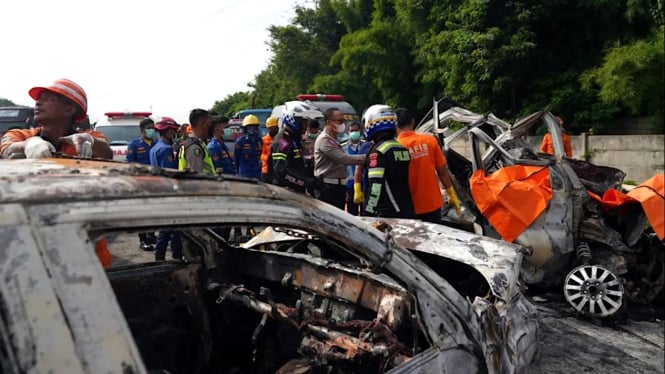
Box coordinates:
[418,103,664,319]
[0,158,538,373]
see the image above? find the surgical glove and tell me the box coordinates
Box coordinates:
[446,186,462,214]
[60,133,95,158]
[353,182,364,204]
[24,136,55,159]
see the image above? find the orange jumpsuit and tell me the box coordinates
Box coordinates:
[260,134,274,175]
[540,133,572,157]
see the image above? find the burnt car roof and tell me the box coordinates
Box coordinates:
[0,158,274,204]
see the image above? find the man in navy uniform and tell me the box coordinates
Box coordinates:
[127,117,156,250]
[149,117,183,261]
[234,114,262,180]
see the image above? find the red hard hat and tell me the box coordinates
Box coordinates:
[29,79,88,121]
[155,116,179,131]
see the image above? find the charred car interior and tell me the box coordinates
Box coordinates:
[105,226,426,373]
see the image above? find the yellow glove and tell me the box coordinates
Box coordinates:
[353,183,364,204]
[446,186,461,214]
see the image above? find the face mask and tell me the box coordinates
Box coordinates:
[172,135,180,144]
[335,123,346,134]
[308,132,319,139]
[223,128,232,138]
[145,129,156,139]
[246,127,259,136]
[349,131,361,141]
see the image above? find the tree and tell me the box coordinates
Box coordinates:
[0,98,16,107]
[210,91,252,117]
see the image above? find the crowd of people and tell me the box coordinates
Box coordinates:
[0,78,464,260]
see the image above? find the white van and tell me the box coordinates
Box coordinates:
[94,112,153,161]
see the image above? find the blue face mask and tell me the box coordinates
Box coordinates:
[145,129,156,139]
[223,128,232,138]
[349,131,361,141]
[172,135,180,144]
[246,126,259,136]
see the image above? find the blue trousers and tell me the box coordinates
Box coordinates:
[155,231,183,260]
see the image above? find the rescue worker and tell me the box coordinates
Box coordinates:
[126,117,157,250]
[540,115,572,157]
[359,105,415,218]
[314,108,365,210]
[149,117,183,261]
[234,114,262,180]
[0,78,113,160]
[396,108,461,223]
[261,116,279,182]
[269,109,325,193]
[208,115,236,174]
[343,121,372,215]
[0,79,113,267]
[179,109,215,174]
[126,118,155,164]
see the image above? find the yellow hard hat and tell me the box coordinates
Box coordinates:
[266,117,278,128]
[242,114,260,127]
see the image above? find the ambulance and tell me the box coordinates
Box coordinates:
[94,112,153,161]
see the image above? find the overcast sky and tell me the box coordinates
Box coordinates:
[1,0,304,124]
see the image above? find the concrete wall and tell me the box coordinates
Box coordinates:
[447,134,664,183]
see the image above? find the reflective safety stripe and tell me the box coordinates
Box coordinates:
[368,167,385,178]
[384,181,401,212]
[52,81,87,109]
[377,140,401,154]
[272,152,287,160]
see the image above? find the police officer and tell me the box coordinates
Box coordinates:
[360,105,415,218]
[179,109,215,175]
[269,109,325,193]
[208,115,236,174]
[314,108,365,210]
[127,117,157,250]
[343,121,372,215]
[149,117,183,261]
[234,114,262,180]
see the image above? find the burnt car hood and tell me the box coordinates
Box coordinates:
[359,218,526,302]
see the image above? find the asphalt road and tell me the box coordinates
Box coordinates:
[107,233,665,373]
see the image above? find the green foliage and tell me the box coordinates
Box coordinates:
[0,98,16,107]
[581,32,664,116]
[211,0,664,132]
[210,91,252,117]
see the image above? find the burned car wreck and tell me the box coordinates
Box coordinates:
[418,104,664,319]
[0,159,538,373]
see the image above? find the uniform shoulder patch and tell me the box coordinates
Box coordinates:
[369,152,378,167]
[278,139,291,152]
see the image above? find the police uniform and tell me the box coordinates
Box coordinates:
[126,138,153,164]
[208,137,236,174]
[179,137,215,175]
[314,132,365,210]
[150,138,182,260]
[234,134,262,179]
[269,131,321,192]
[364,139,415,218]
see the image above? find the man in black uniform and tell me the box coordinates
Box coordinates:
[269,110,325,193]
[361,105,415,218]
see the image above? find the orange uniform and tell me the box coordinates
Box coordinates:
[0,127,108,156]
[260,134,273,174]
[540,133,572,157]
[397,131,447,215]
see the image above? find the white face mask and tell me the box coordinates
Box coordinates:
[335,123,346,134]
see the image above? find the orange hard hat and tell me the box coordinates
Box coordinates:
[29,79,88,121]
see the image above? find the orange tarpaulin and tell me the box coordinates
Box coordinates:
[628,173,665,240]
[470,165,553,243]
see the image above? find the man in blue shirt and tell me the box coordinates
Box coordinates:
[127,118,156,165]
[149,117,182,261]
[208,115,236,174]
[234,114,262,180]
[127,118,156,250]
[343,121,371,215]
